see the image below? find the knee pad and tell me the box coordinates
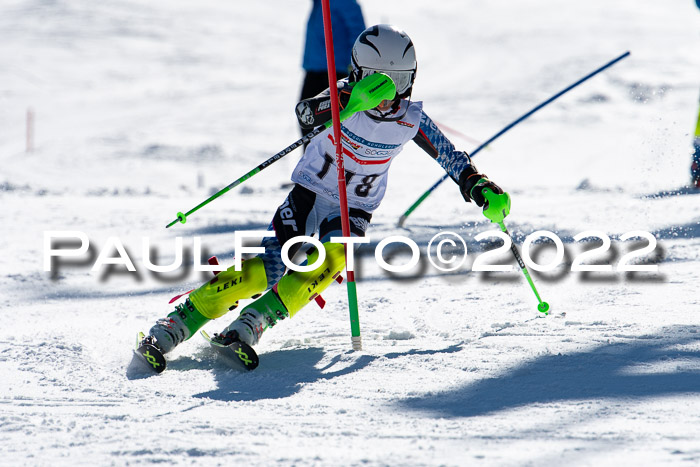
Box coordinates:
[276,242,346,318]
[189,256,268,319]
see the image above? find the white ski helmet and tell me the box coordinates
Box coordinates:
[351,24,417,99]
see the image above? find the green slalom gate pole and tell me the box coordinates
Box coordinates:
[165,72,396,228]
[397,51,631,228]
[481,188,550,315]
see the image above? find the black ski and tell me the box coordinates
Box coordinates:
[201,330,259,371]
[134,332,167,374]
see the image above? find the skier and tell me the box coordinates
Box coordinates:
[139,24,507,366]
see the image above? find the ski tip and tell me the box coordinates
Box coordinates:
[134,337,167,374]
[234,342,259,371]
[202,330,259,371]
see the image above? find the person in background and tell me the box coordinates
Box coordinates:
[300,0,366,141]
[692,102,700,188]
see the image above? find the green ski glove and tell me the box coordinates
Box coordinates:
[458,166,509,222]
[481,187,511,223]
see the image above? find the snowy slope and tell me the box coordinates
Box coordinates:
[1,0,700,465]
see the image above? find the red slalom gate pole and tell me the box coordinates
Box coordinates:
[320,0,362,350]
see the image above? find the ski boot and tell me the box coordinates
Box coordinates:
[213,288,290,347]
[144,256,268,354]
[145,297,210,354]
[216,242,346,347]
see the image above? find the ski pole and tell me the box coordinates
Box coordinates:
[397,51,631,228]
[481,188,550,314]
[165,72,397,228]
[500,221,550,314]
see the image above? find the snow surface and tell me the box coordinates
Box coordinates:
[2,0,700,465]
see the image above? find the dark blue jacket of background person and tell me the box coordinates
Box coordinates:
[302,0,365,73]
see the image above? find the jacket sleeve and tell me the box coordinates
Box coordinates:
[412,110,475,183]
[295,79,353,129]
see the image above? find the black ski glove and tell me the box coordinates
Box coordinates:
[458,166,504,207]
[295,81,354,129]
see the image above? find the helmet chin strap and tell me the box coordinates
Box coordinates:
[366,96,410,122]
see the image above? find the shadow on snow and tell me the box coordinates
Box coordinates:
[126,327,700,417]
[397,325,700,418]
[189,343,464,402]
